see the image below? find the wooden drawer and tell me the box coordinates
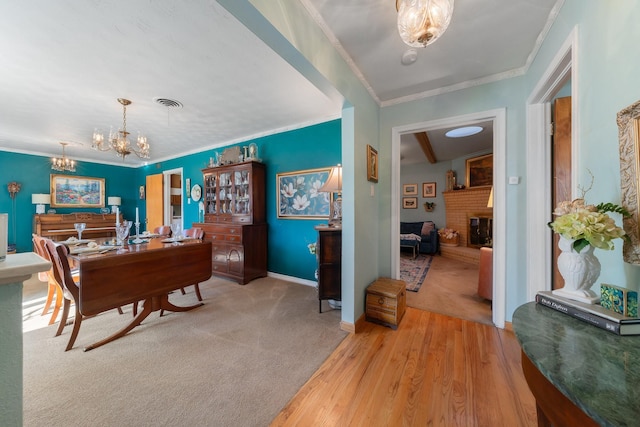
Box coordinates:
[366,278,406,329]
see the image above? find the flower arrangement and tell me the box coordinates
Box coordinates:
[547,173,629,253]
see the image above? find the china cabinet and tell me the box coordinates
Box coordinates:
[193,161,266,284]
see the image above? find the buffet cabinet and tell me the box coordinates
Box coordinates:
[315,225,341,312]
[193,161,266,284]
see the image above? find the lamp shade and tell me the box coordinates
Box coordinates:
[487,187,494,208]
[107,196,122,206]
[319,165,342,193]
[31,194,50,205]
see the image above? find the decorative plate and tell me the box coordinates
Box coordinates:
[191,184,202,202]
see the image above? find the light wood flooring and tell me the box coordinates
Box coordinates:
[272,255,536,426]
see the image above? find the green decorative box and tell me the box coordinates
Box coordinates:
[600,283,638,317]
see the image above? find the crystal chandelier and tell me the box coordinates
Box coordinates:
[51,142,76,172]
[396,0,454,48]
[92,98,150,160]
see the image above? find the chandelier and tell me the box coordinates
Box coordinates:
[51,142,76,172]
[396,0,454,48]
[92,98,150,160]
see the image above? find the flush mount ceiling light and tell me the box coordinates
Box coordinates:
[396,0,454,48]
[92,98,150,160]
[445,126,483,138]
[51,142,76,172]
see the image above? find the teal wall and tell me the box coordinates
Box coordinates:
[0,151,137,252]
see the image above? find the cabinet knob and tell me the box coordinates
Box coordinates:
[378,297,385,305]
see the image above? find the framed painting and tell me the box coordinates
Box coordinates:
[277,167,332,219]
[403,197,418,209]
[466,154,493,188]
[51,174,105,208]
[403,183,418,196]
[367,144,378,183]
[423,182,436,198]
[139,185,145,200]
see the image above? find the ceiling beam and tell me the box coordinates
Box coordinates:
[415,132,437,164]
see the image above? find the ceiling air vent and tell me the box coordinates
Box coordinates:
[153,98,183,108]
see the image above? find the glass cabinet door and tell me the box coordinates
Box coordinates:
[219,172,233,214]
[234,169,251,215]
[205,173,217,214]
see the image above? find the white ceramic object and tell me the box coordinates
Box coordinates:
[553,236,601,304]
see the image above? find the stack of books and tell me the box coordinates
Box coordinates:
[536,290,640,335]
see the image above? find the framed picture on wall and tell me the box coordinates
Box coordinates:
[422,182,436,197]
[403,183,418,195]
[50,174,105,208]
[403,197,418,209]
[139,185,145,200]
[466,154,493,188]
[367,144,378,182]
[276,167,332,219]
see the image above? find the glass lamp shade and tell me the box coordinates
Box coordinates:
[107,196,121,206]
[319,165,343,227]
[396,0,454,48]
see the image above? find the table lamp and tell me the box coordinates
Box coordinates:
[108,196,121,214]
[319,164,342,227]
[31,194,50,214]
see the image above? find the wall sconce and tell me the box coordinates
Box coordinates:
[319,164,343,228]
[107,196,122,214]
[31,194,50,214]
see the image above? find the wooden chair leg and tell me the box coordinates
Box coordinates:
[180,288,187,295]
[47,284,63,325]
[41,282,56,316]
[56,298,71,337]
[132,301,138,316]
[193,284,203,302]
[65,307,83,351]
[117,307,124,315]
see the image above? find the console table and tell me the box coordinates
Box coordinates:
[315,225,341,313]
[513,302,640,427]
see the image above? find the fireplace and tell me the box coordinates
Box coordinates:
[468,215,493,247]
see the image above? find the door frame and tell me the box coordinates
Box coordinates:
[163,167,183,229]
[391,108,506,328]
[526,27,578,301]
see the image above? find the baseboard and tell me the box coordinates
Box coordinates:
[267,271,317,288]
[341,313,366,334]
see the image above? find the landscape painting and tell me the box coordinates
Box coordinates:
[50,174,105,208]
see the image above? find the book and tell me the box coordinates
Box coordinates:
[535,291,640,336]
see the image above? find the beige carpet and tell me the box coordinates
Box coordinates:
[406,255,493,325]
[22,275,347,427]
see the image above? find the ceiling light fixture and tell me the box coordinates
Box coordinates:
[92,98,150,160]
[51,142,76,172]
[396,0,454,48]
[445,126,483,138]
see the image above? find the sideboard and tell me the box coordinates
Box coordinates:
[33,213,120,241]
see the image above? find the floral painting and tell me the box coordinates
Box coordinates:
[277,168,331,219]
[50,174,105,208]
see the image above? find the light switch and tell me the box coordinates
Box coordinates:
[508,176,520,185]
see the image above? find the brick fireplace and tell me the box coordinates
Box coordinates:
[442,187,492,264]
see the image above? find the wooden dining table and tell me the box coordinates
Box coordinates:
[68,236,212,351]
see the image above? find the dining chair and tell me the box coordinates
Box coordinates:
[32,234,63,325]
[154,225,172,237]
[44,239,123,351]
[159,227,204,317]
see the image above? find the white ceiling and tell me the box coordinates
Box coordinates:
[0,0,560,167]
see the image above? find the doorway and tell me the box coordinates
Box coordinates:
[391,109,507,328]
[163,168,183,230]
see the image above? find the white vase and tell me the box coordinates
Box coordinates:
[553,236,601,304]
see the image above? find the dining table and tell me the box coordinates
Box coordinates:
[67,235,212,351]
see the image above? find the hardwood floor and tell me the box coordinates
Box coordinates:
[271,307,537,426]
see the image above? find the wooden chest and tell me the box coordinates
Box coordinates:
[366,278,406,329]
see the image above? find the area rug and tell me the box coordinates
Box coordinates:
[400,253,433,292]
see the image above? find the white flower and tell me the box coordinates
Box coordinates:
[292,194,310,211]
[309,179,323,198]
[281,182,295,198]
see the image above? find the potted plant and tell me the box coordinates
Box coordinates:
[423,201,435,212]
